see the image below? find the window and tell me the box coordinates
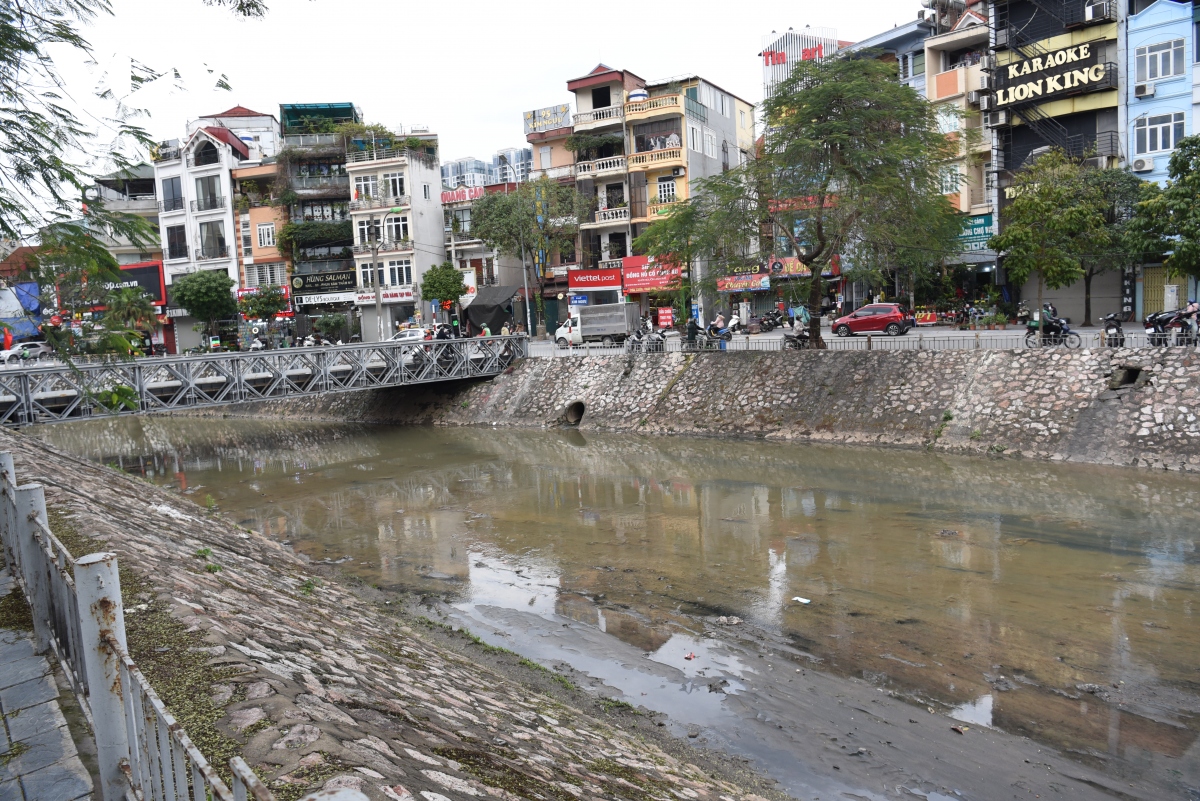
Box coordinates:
[354,175,377,199]
[703,128,717,158]
[632,119,681,153]
[591,85,611,109]
[240,218,252,256]
[198,221,226,259]
[195,175,221,211]
[193,141,219,166]
[657,177,677,204]
[161,177,183,212]
[382,172,404,197]
[388,259,413,285]
[937,106,959,134]
[360,262,378,287]
[1135,112,1186,154]
[245,262,286,287]
[939,166,961,195]
[688,123,701,152]
[257,223,275,248]
[721,141,730,172]
[166,225,188,260]
[1136,39,1185,82]
[912,52,925,76]
[385,216,409,242]
[297,201,348,221]
[449,207,471,234]
[423,183,431,200]
[739,109,746,129]
[357,219,379,244]
[1196,22,1200,63]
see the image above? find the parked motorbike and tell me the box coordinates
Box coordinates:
[1100,312,1126,347]
[1025,303,1081,348]
[758,310,784,332]
[628,324,666,353]
[782,328,811,350]
[1170,308,1198,346]
[1144,310,1176,347]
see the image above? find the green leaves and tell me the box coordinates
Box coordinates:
[105,287,156,330]
[171,270,236,335]
[1129,135,1200,278]
[419,262,467,304]
[236,285,289,321]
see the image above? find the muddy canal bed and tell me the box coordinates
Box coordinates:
[38,417,1200,799]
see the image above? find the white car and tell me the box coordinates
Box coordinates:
[1,341,55,364]
[388,328,428,343]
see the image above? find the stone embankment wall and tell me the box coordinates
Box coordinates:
[221,347,1200,472]
[1,432,772,801]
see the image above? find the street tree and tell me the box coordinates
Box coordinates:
[1129,135,1200,280]
[470,178,587,332]
[635,53,960,345]
[171,270,236,338]
[419,261,467,328]
[106,287,155,329]
[987,149,1109,333]
[237,285,289,321]
[1078,167,1145,325]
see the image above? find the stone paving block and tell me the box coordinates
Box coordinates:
[0,657,48,692]
[0,725,74,782]
[0,630,19,648]
[0,778,21,801]
[19,756,91,801]
[0,722,7,753]
[0,675,58,715]
[5,701,66,743]
[0,639,35,668]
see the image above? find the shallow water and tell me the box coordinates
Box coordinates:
[39,416,1200,790]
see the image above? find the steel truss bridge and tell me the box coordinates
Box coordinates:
[0,336,527,427]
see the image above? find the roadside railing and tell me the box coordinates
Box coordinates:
[0,453,360,801]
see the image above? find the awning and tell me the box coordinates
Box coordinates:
[463,285,521,334]
[470,285,522,308]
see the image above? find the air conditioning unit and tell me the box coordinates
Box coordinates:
[979,95,994,111]
[1134,83,1155,98]
[995,28,1010,49]
[984,111,1009,127]
[1131,157,1155,173]
[671,167,685,177]
[980,55,997,71]
[1084,1,1109,22]
[980,74,994,91]
[967,90,981,105]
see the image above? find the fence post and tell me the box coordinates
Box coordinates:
[15,484,51,654]
[974,331,981,350]
[867,335,872,351]
[75,552,129,801]
[918,332,924,350]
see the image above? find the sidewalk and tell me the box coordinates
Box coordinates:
[0,563,92,801]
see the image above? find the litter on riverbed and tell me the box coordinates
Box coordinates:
[684,652,697,660]
[792,597,812,604]
[951,725,969,734]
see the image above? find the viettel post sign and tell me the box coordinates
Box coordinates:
[621,255,681,292]
[995,42,1110,107]
[568,269,622,291]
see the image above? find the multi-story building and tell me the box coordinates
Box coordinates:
[847,17,937,96]
[1127,0,1194,316]
[440,157,492,189]
[442,184,526,290]
[90,164,161,264]
[152,105,280,351]
[491,147,532,183]
[345,128,444,340]
[524,102,575,183]
[760,27,849,98]
[277,103,360,319]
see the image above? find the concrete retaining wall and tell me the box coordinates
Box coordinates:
[211,347,1200,472]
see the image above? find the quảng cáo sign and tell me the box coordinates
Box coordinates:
[994,42,1111,107]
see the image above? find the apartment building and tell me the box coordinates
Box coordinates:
[152,105,280,351]
[440,157,492,189]
[90,164,162,264]
[345,128,444,340]
[278,103,360,316]
[491,147,532,183]
[443,184,525,290]
[524,102,576,182]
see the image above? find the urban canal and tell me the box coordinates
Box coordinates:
[38,416,1200,798]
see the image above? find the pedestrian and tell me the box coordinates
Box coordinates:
[686,316,698,348]
[500,323,510,336]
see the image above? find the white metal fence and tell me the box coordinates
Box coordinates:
[0,453,362,801]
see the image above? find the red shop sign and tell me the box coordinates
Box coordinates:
[568,268,622,291]
[657,307,674,328]
[622,255,681,292]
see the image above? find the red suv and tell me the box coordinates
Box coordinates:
[832,303,913,337]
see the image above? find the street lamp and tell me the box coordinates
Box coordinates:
[367,207,406,343]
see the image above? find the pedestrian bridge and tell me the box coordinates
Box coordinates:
[0,336,527,426]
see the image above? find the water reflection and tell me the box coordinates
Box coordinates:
[37,416,1200,783]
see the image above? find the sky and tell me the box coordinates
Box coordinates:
[69,0,923,167]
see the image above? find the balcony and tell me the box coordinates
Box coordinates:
[574,156,627,180]
[186,152,222,169]
[625,95,681,123]
[572,105,625,130]
[191,195,226,212]
[296,259,356,274]
[930,63,982,101]
[197,245,228,261]
[969,187,987,208]
[346,148,407,165]
[1065,0,1114,28]
[282,133,341,148]
[351,239,412,255]
[165,245,189,261]
[581,207,630,229]
[530,165,574,181]
[152,145,181,163]
[628,148,684,171]
[349,194,410,212]
[157,197,184,214]
[292,175,349,190]
[646,199,684,218]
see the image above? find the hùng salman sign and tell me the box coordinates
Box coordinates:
[995,42,1111,107]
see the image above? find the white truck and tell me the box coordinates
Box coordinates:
[554,303,640,347]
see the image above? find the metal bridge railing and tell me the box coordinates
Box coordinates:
[0,452,366,801]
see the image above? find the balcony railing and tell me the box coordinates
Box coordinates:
[295,259,356,274]
[531,165,574,181]
[584,207,630,227]
[647,199,683,218]
[191,195,226,212]
[628,148,683,169]
[346,147,408,164]
[969,187,986,207]
[573,105,625,127]
[351,238,412,254]
[684,96,708,123]
[575,156,627,179]
[292,175,349,189]
[197,245,229,261]
[159,197,185,213]
[282,133,341,148]
[166,245,189,261]
[151,145,181,163]
[291,212,350,223]
[625,95,681,120]
[349,194,410,211]
[186,152,222,168]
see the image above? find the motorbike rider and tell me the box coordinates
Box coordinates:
[686,316,699,348]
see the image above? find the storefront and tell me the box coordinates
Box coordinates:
[357,286,416,341]
[567,268,623,306]
[621,255,682,318]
